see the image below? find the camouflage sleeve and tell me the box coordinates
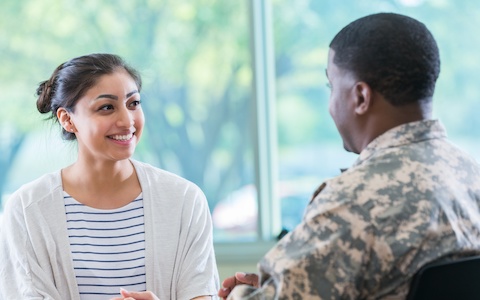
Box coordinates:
[228,182,376,300]
[229,120,480,299]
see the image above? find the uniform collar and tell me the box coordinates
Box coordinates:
[352,119,447,168]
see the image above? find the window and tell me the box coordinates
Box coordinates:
[272,0,480,238]
[1,0,479,251]
[0,0,257,243]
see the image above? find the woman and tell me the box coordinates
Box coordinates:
[0,53,219,299]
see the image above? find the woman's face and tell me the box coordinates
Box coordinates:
[68,68,144,163]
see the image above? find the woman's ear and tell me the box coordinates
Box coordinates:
[57,108,76,133]
[353,81,373,115]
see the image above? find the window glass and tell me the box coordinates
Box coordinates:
[0,0,256,242]
[272,0,480,231]
[2,0,479,243]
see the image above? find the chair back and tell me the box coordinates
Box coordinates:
[407,255,480,300]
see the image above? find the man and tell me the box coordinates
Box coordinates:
[219,12,480,299]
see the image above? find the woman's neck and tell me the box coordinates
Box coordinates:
[61,159,141,209]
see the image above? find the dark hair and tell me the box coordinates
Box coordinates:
[36,53,142,140]
[329,13,440,106]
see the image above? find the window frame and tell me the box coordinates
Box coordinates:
[214,0,280,262]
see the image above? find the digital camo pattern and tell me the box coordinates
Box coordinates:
[228,120,480,300]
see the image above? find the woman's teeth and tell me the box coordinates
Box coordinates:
[111,133,133,141]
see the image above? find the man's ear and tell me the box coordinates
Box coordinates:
[353,81,373,115]
[57,108,76,133]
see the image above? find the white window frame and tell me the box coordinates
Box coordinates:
[214,0,280,263]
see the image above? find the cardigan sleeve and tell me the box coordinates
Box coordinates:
[0,194,63,299]
[174,185,220,300]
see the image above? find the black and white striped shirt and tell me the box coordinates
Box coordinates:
[64,192,146,300]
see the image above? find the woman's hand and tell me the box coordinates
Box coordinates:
[110,288,160,300]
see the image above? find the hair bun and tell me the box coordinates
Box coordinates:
[36,80,54,114]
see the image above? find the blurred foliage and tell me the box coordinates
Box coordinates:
[1,0,480,234]
[272,0,480,152]
[271,0,480,230]
[0,0,254,206]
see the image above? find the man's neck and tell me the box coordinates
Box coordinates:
[359,98,433,152]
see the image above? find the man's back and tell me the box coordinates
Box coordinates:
[256,120,480,299]
[220,13,480,300]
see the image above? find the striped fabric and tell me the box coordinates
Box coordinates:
[64,192,146,300]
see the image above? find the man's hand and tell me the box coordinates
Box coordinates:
[218,272,259,299]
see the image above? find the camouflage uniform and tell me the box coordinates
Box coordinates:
[229,120,480,300]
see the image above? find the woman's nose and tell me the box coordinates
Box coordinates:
[117,107,134,127]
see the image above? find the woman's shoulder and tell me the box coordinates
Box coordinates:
[132,160,202,190]
[131,160,208,209]
[6,170,62,208]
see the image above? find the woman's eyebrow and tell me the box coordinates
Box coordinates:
[95,90,139,101]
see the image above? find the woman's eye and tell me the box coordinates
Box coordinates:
[129,100,142,107]
[99,104,114,111]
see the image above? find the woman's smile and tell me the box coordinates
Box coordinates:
[108,132,135,142]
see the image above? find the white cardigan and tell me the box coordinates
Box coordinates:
[0,160,219,299]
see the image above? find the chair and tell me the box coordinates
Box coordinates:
[406,255,480,300]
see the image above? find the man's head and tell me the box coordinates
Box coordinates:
[329,12,440,106]
[326,13,440,153]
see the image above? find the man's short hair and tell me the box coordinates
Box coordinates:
[329,13,440,106]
